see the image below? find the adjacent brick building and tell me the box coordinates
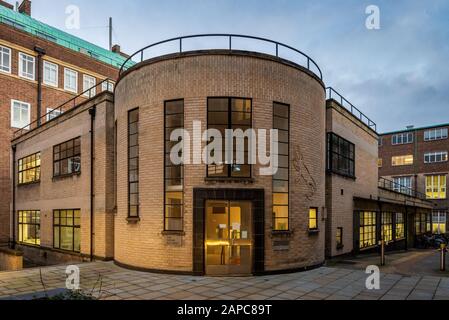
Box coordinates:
[0,0,127,245]
[379,124,448,234]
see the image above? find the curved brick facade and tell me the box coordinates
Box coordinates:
[114,51,326,274]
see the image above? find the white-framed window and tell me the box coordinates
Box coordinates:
[424,151,448,164]
[46,108,63,122]
[392,155,414,166]
[11,100,31,129]
[0,45,11,73]
[393,176,412,195]
[102,81,114,92]
[432,212,447,234]
[64,68,78,93]
[43,61,58,87]
[424,128,448,142]
[19,52,35,80]
[426,175,447,199]
[83,75,96,97]
[392,133,413,145]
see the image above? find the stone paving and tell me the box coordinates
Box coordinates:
[0,261,448,300]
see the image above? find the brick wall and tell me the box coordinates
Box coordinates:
[114,51,326,273]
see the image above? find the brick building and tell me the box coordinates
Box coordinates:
[9,34,433,275]
[0,0,128,245]
[379,124,448,234]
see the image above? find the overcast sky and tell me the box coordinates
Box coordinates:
[28,0,449,133]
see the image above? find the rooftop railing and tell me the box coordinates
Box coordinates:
[378,177,428,201]
[119,34,323,80]
[12,78,114,140]
[326,87,377,132]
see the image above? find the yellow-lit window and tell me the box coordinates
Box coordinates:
[309,208,318,230]
[396,213,405,239]
[18,210,40,246]
[18,152,41,185]
[381,212,393,242]
[336,227,343,249]
[432,212,447,234]
[360,211,376,249]
[426,175,447,199]
[378,158,383,168]
[392,155,413,166]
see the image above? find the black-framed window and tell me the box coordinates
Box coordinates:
[207,97,252,178]
[18,210,40,246]
[53,209,81,252]
[18,152,41,185]
[396,212,405,240]
[309,208,318,231]
[164,100,184,231]
[360,211,376,249]
[53,137,81,177]
[336,227,343,249]
[327,133,355,178]
[415,213,428,235]
[272,102,289,231]
[381,212,393,242]
[128,109,139,218]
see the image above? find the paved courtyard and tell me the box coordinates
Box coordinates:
[0,256,449,300]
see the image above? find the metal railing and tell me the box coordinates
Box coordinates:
[378,177,428,201]
[327,87,377,132]
[13,78,114,140]
[119,34,323,80]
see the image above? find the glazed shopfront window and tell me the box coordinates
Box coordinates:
[53,209,81,252]
[396,213,405,240]
[207,98,252,178]
[53,137,81,177]
[18,210,40,246]
[360,211,376,249]
[164,100,184,231]
[18,152,41,185]
[381,212,393,242]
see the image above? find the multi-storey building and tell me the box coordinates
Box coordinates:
[379,124,448,235]
[0,0,128,245]
[8,34,432,274]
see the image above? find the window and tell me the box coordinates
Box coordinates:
[426,175,446,199]
[378,137,383,146]
[327,133,355,178]
[43,61,58,87]
[309,208,318,231]
[18,210,40,246]
[53,209,81,252]
[19,52,35,80]
[102,81,114,92]
[128,109,139,218]
[360,211,376,249]
[0,45,11,73]
[164,100,184,231]
[393,176,412,195]
[46,108,62,122]
[432,212,447,234]
[392,133,413,145]
[425,128,448,142]
[336,227,343,249]
[396,213,405,240]
[207,98,252,178]
[378,158,383,168]
[53,137,81,177]
[64,68,78,93]
[381,212,393,242]
[415,213,427,235]
[273,102,289,231]
[18,152,41,185]
[11,100,31,129]
[392,155,413,166]
[83,75,96,98]
[424,151,448,164]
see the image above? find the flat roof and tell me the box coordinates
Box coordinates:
[381,123,449,136]
[0,4,131,68]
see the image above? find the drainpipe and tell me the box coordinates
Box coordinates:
[89,106,96,261]
[34,46,46,127]
[11,145,16,250]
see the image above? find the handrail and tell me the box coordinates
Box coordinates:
[326,87,377,132]
[12,78,114,140]
[118,34,323,80]
[378,177,428,201]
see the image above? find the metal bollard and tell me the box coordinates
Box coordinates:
[440,244,447,272]
[380,240,386,266]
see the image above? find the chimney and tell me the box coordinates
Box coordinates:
[112,44,130,58]
[0,0,14,10]
[18,0,31,16]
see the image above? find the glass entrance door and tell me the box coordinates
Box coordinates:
[205,200,253,276]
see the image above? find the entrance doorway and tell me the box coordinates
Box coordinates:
[205,200,253,276]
